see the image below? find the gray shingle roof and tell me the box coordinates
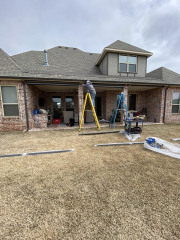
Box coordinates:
[0,41,179,86]
[12,46,101,76]
[0,48,22,73]
[106,40,152,54]
[146,67,180,85]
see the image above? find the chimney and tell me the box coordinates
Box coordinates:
[44,49,49,66]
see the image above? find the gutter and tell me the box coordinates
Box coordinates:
[163,86,169,123]
[22,81,29,131]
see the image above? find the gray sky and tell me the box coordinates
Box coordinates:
[0,0,180,73]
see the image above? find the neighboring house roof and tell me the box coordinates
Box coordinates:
[147,67,180,85]
[96,40,153,66]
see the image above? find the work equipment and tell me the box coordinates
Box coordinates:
[124,118,143,134]
[109,93,129,128]
[79,93,101,131]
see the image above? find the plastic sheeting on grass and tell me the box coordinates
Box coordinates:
[120,130,140,142]
[144,137,180,159]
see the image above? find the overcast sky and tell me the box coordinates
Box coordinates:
[0,0,180,73]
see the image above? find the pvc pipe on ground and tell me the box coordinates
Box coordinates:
[0,149,75,158]
[94,142,144,147]
[79,130,120,136]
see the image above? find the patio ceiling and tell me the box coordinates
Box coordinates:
[26,79,159,93]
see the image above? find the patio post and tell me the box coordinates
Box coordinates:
[122,86,128,123]
[78,83,84,125]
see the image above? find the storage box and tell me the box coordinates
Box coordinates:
[53,119,61,124]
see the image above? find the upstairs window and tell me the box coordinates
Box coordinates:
[119,55,137,73]
[172,92,180,113]
[1,86,19,116]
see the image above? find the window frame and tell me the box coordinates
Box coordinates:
[119,54,137,73]
[0,85,20,117]
[172,91,180,114]
[65,96,74,111]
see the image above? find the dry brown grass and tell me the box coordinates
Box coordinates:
[0,124,180,240]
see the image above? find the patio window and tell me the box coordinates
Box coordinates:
[172,92,180,113]
[52,96,62,118]
[1,86,19,116]
[66,96,74,111]
[119,55,137,73]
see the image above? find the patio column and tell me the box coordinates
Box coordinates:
[123,86,128,105]
[122,86,128,123]
[78,83,84,125]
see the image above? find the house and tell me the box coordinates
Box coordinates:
[0,40,180,131]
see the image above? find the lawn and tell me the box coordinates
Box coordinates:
[0,124,180,240]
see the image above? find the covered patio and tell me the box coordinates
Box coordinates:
[24,79,165,131]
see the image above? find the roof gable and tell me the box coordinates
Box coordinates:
[0,48,21,71]
[106,40,152,54]
[96,40,153,65]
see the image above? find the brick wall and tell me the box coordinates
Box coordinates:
[144,88,164,123]
[165,87,180,123]
[128,88,164,122]
[104,90,123,121]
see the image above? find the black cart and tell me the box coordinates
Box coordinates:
[124,118,144,134]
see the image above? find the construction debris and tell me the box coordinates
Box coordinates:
[144,137,180,159]
[0,149,75,158]
[120,130,140,141]
[79,130,120,136]
[94,142,144,147]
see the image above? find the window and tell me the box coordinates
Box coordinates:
[52,96,62,118]
[1,86,19,116]
[66,97,74,111]
[119,55,137,73]
[172,92,180,113]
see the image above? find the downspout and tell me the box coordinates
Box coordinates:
[163,87,169,123]
[22,81,29,131]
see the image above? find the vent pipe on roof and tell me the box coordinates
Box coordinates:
[44,49,49,66]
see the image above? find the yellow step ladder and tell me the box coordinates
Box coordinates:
[79,93,101,131]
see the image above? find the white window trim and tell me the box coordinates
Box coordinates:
[0,85,20,117]
[119,55,137,73]
[172,91,180,114]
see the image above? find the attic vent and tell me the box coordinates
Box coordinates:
[74,48,77,50]
[44,49,49,66]
[59,46,62,48]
